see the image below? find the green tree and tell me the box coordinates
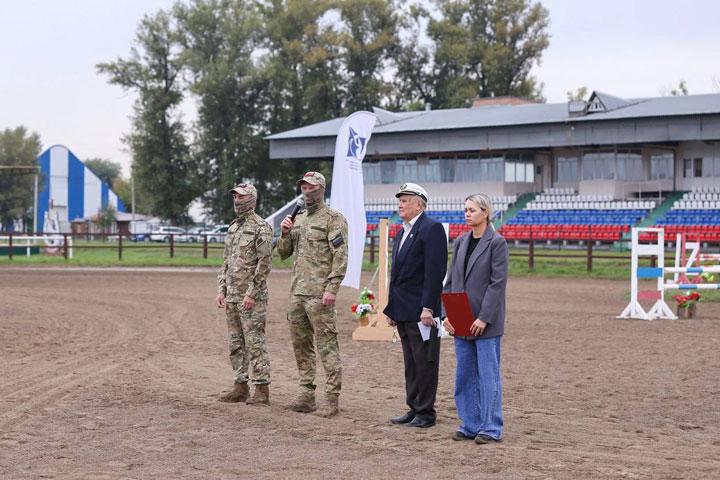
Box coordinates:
[255,0,345,215]
[397,0,550,109]
[113,177,132,214]
[97,10,197,224]
[259,0,344,129]
[670,79,688,96]
[0,127,43,230]
[84,158,122,186]
[339,0,399,112]
[387,4,433,110]
[175,0,270,221]
[113,177,151,215]
[96,204,117,237]
[566,86,588,101]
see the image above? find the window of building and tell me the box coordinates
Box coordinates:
[435,156,455,182]
[480,155,503,181]
[504,161,516,182]
[364,153,535,184]
[582,150,615,180]
[698,156,720,177]
[650,153,674,180]
[616,150,642,180]
[694,157,703,177]
[526,163,534,183]
[381,159,396,184]
[503,153,534,183]
[362,161,382,184]
[555,156,579,182]
[455,156,481,182]
[702,157,714,177]
[415,158,440,183]
[396,159,414,182]
[682,156,720,178]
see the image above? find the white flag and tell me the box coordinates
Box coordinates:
[330,111,377,289]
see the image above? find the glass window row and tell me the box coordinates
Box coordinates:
[555,150,675,182]
[362,154,534,184]
[683,157,720,178]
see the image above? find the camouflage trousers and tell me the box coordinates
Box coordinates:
[287,295,342,397]
[225,301,270,385]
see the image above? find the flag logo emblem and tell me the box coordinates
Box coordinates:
[347,127,367,160]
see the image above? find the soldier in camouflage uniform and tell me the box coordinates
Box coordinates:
[216,183,273,405]
[278,171,348,418]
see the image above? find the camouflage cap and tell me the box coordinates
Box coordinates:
[296,171,326,188]
[228,183,257,197]
[395,182,428,202]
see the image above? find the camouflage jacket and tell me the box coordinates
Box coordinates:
[277,203,348,296]
[217,212,273,303]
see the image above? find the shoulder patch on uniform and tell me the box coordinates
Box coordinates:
[331,234,344,247]
[310,226,327,233]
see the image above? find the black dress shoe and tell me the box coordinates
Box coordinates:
[405,416,435,428]
[390,411,416,424]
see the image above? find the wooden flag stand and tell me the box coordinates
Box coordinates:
[352,219,395,341]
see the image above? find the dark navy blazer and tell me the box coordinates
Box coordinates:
[383,212,448,322]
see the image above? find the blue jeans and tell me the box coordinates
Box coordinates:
[454,336,503,440]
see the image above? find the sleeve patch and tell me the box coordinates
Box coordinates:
[331,234,344,247]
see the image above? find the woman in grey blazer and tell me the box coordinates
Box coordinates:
[441,193,509,444]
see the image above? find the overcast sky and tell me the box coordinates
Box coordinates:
[1,0,719,177]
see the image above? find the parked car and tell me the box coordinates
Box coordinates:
[149,226,188,243]
[186,226,212,243]
[207,224,229,243]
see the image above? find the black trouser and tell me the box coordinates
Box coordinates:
[397,321,441,421]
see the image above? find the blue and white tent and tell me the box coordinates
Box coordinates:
[37,145,125,232]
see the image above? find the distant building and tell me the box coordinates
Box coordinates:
[37,145,125,232]
[266,91,720,201]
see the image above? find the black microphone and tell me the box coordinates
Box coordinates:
[290,198,305,221]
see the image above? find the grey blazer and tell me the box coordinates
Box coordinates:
[441,226,509,339]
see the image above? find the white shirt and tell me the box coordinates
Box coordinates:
[398,211,422,253]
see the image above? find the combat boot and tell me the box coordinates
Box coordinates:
[317,395,339,418]
[290,393,317,413]
[218,381,249,403]
[246,384,270,406]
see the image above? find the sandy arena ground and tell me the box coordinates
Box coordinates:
[1,268,719,479]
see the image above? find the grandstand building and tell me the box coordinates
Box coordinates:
[37,145,125,232]
[267,91,720,243]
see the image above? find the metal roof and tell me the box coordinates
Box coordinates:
[591,91,634,111]
[266,92,720,141]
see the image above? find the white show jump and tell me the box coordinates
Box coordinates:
[618,228,720,320]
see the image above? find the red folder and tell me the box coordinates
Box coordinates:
[441,293,475,337]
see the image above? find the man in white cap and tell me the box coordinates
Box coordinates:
[384,182,448,428]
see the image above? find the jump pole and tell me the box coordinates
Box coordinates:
[619,228,720,320]
[618,227,676,320]
[353,219,394,341]
[673,233,702,284]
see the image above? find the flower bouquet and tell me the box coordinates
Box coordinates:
[351,288,376,326]
[674,291,700,319]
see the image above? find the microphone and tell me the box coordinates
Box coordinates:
[290,198,305,222]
